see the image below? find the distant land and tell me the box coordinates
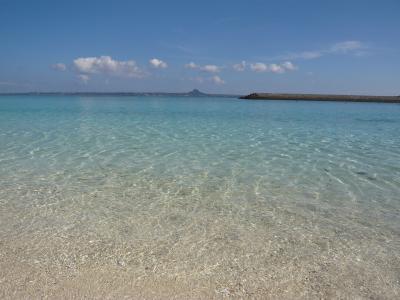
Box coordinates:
[0,89,239,98]
[2,90,400,103]
[240,93,400,103]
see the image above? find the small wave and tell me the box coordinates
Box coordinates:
[356,118,397,123]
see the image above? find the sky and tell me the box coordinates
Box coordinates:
[0,0,399,95]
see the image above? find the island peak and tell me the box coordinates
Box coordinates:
[187,89,207,97]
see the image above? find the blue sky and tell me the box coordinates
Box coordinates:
[1,0,399,94]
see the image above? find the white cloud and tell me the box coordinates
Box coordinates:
[330,41,364,53]
[233,61,246,71]
[278,51,321,60]
[200,65,220,73]
[281,61,297,71]
[291,51,323,60]
[250,61,297,73]
[185,62,198,69]
[188,75,224,84]
[185,62,220,73]
[78,74,90,84]
[282,40,367,60]
[73,56,144,78]
[250,62,268,72]
[210,75,225,85]
[52,63,66,71]
[149,58,167,69]
[269,63,285,74]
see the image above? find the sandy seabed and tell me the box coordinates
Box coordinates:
[1,96,400,299]
[1,178,399,299]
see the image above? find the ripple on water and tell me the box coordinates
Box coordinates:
[0,96,400,298]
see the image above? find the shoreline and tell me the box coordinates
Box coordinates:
[240,93,400,103]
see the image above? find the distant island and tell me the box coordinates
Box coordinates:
[240,93,400,103]
[0,89,239,98]
[3,90,400,103]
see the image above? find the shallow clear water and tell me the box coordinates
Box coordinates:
[1,95,400,298]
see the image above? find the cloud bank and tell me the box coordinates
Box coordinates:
[51,41,363,87]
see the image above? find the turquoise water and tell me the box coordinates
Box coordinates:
[1,95,400,298]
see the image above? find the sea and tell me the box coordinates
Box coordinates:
[0,95,399,298]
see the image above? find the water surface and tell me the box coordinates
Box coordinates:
[1,95,400,298]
